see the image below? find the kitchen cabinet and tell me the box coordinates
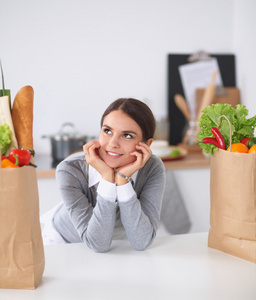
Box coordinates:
[36,152,211,233]
[173,168,210,233]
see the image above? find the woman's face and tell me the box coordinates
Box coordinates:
[98,110,144,169]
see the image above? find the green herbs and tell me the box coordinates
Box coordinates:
[197,103,256,155]
[0,123,11,155]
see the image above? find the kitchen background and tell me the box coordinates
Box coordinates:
[1,0,256,233]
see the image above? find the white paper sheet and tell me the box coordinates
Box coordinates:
[178,58,223,119]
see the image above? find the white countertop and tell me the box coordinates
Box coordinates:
[2,233,256,300]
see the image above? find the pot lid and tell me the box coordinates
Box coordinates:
[42,122,87,140]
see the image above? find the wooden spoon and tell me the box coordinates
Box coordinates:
[193,70,218,144]
[196,70,217,122]
[174,94,191,121]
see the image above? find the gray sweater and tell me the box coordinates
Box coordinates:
[52,152,166,252]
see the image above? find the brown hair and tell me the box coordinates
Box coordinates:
[101,98,156,142]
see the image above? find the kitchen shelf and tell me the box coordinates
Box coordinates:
[35,151,210,179]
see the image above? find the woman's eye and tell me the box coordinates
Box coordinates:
[124,133,132,139]
[104,128,111,134]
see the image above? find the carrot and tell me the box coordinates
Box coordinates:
[11,86,34,150]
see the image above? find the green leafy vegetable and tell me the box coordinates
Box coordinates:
[197,103,256,155]
[0,123,12,155]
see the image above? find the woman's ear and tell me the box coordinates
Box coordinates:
[146,138,153,147]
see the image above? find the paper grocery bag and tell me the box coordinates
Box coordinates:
[208,149,256,263]
[0,166,45,289]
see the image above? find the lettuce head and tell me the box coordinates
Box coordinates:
[0,123,11,155]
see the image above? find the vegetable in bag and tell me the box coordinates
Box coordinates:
[197,103,256,155]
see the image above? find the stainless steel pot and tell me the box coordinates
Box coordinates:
[42,123,87,161]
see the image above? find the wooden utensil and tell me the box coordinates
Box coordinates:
[174,94,198,145]
[196,70,217,122]
[193,70,217,144]
[174,94,191,121]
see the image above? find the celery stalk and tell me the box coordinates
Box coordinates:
[0,95,18,154]
[0,60,11,110]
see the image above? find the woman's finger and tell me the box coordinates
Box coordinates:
[136,142,152,154]
[83,142,101,165]
[83,141,99,154]
[135,143,152,161]
[129,151,145,169]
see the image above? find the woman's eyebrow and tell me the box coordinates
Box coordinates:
[102,124,111,129]
[102,124,138,136]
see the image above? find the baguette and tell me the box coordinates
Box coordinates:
[11,86,34,150]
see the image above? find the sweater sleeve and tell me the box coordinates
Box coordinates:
[55,159,117,252]
[118,156,166,251]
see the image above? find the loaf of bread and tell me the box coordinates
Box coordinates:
[11,86,34,150]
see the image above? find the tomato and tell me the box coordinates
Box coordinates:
[240,137,251,146]
[247,137,256,149]
[8,149,31,166]
[1,155,7,161]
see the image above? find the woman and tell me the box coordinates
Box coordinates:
[45,98,166,252]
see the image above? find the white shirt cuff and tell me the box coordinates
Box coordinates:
[97,178,117,203]
[117,182,136,202]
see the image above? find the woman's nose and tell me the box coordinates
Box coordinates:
[108,135,120,148]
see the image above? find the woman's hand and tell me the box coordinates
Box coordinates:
[83,141,114,183]
[115,142,152,185]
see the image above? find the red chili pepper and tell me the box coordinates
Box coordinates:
[203,137,220,147]
[211,127,225,150]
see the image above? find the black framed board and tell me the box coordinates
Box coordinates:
[168,53,236,145]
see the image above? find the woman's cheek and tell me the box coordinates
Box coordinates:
[128,153,137,164]
[98,147,105,161]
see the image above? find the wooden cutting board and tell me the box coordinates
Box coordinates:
[195,87,240,117]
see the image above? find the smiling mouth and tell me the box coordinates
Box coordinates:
[106,151,122,157]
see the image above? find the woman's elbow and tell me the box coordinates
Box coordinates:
[132,228,157,251]
[132,244,148,251]
[91,245,111,253]
[82,234,111,253]
[131,236,155,251]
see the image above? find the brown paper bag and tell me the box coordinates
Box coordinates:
[0,166,45,289]
[208,149,256,263]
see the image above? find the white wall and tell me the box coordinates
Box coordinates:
[232,0,256,117]
[2,0,255,233]
[0,0,236,154]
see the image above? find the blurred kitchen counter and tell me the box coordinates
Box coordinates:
[163,150,210,170]
[35,151,210,179]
